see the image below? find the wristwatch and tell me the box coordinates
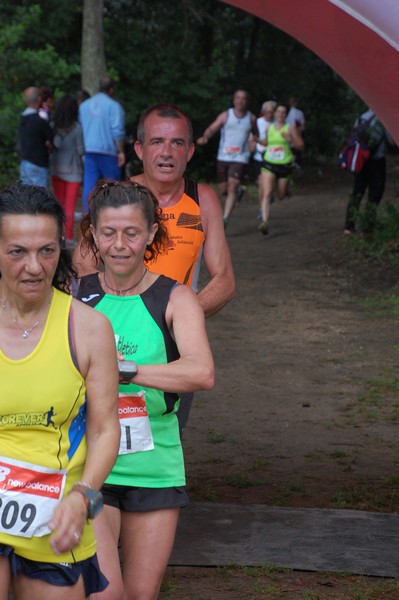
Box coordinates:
[118,360,138,384]
[70,482,103,519]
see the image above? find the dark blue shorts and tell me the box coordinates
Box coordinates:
[0,543,108,596]
[102,484,188,512]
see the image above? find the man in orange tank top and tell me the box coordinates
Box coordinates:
[132,103,235,313]
[74,103,235,317]
[73,103,235,431]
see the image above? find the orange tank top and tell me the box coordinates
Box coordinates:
[148,179,205,288]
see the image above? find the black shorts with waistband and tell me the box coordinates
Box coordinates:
[261,161,293,179]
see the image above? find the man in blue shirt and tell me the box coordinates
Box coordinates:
[79,76,126,212]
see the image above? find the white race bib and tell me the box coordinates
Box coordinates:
[267,146,285,161]
[118,392,154,455]
[0,456,66,538]
[224,146,240,156]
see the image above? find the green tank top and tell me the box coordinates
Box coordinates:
[77,274,185,488]
[264,123,293,165]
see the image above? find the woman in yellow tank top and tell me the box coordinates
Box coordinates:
[0,181,120,599]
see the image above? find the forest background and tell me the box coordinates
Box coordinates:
[0,0,371,186]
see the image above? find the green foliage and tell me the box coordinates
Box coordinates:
[206,428,226,443]
[349,202,399,263]
[361,289,399,318]
[0,3,81,183]
[0,0,368,183]
[104,0,359,169]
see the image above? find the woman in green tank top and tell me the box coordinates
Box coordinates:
[77,180,214,600]
[258,104,304,235]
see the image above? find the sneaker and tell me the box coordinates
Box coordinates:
[258,220,269,235]
[236,185,246,204]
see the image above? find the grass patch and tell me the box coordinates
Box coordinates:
[349,201,399,266]
[201,455,225,465]
[383,474,399,486]
[163,565,399,599]
[269,483,308,505]
[206,428,226,443]
[331,485,370,509]
[224,474,256,489]
[326,356,345,364]
[360,288,399,317]
[330,450,355,467]
[187,483,219,501]
[217,563,289,576]
[305,451,325,461]
[251,457,269,469]
[357,377,399,422]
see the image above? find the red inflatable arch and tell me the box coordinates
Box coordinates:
[222,0,399,143]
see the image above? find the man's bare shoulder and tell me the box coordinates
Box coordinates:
[196,182,224,231]
[130,173,145,185]
[220,109,229,121]
[197,181,221,207]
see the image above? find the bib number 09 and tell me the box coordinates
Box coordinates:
[0,498,37,533]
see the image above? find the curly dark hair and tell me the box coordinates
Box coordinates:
[0,181,76,293]
[80,179,169,265]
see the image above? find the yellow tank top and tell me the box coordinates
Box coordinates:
[0,288,95,562]
[148,179,205,288]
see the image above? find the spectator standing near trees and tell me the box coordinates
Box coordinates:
[50,94,84,246]
[79,76,126,213]
[197,89,258,228]
[38,86,55,122]
[343,109,391,235]
[286,97,306,166]
[286,97,305,133]
[17,87,54,188]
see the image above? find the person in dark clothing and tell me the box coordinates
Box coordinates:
[18,87,54,187]
[344,109,391,235]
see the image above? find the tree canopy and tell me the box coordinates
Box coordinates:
[0,0,366,183]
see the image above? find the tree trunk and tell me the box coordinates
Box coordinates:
[81,0,106,96]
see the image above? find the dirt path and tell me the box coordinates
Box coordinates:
[184,176,399,511]
[163,172,399,598]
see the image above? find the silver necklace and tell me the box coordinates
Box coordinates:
[103,268,147,295]
[2,296,52,339]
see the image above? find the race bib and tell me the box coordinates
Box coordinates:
[0,456,66,538]
[224,146,240,155]
[267,146,285,161]
[118,392,154,455]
